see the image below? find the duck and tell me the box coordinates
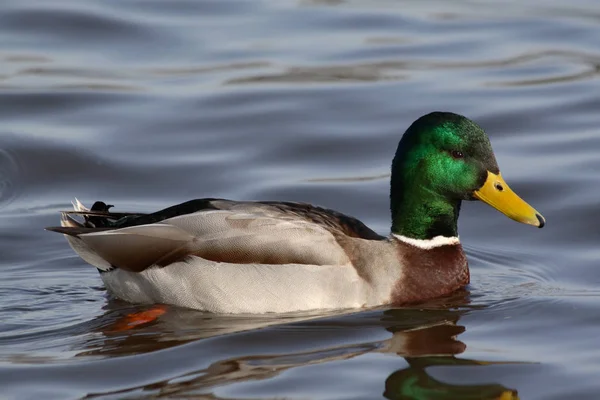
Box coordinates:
[47,112,545,313]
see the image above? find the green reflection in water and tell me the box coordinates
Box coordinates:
[384,357,518,400]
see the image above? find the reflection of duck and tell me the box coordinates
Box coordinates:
[48,112,544,313]
[80,304,519,399]
[384,357,519,400]
[77,284,470,357]
[77,301,339,357]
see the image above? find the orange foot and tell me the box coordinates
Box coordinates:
[111,305,168,332]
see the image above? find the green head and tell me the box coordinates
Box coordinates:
[390,112,544,239]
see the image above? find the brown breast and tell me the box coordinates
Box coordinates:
[390,239,469,305]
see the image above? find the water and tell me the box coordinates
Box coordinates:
[0,0,599,398]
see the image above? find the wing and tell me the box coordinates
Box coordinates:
[48,199,384,272]
[256,201,384,240]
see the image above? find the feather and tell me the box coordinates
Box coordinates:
[48,198,384,273]
[78,224,195,272]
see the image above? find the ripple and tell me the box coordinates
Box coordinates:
[0,6,162,44]
[144,62,272,77]
[1,0,600,398]
[0,149,20,209]
[227,64,406,84]
[305,172,389,183]
[226,50,600,87]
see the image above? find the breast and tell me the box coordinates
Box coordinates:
[390,241,469,305]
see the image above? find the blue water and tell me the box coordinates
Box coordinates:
[1,0,600,398]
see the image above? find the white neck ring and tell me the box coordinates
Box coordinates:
[392,234,460,250]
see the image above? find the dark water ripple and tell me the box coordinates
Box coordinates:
[0,148,19,208]
[1,0,600,399]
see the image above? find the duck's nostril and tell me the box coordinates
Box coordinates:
[494,182,504,192]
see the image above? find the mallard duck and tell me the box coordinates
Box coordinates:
[47,112,544,313]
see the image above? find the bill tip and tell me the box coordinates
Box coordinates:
[536,213,545,228]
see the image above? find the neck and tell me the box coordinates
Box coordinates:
[390,179,461,240]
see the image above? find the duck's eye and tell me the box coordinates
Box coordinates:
[451,150,464,159]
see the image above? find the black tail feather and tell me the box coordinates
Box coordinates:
[47,199,147,234]
[64,210,143,218]
[64,200,147,228]
[45,226,113,236]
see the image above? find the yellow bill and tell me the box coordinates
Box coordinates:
[473,171,545,228]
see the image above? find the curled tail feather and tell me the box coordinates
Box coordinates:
[57,199,113,272]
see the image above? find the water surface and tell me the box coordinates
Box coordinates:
[1,0,599,398]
